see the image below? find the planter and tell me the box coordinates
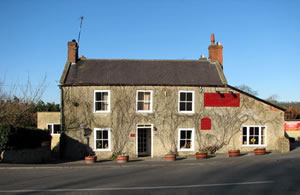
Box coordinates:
[195,152,208,159]
[228,150,240,157]
[165,153,176,161]
[85,156,97,164]
[117,155,129,163]
[254,148,266,155]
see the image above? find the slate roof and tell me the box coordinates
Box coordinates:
[61,59,227,86]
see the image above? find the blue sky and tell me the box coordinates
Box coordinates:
[1,0,299,103]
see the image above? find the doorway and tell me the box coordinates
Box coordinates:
[137,124,152,157]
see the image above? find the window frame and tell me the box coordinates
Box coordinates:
[178,90,195,113]
[178,128,195,152]
[136,90,153,113]
[94,90,110,113]
[94,128,111,151]
[47,123,61,135]
[242,125,267,147]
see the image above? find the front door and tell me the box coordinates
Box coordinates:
[137,125,152,157]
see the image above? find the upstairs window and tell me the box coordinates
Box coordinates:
[47,123,61,135]
[242,126,266,146]
[178,91,194,113]
[136,90,152,112]
[94,90,110,113]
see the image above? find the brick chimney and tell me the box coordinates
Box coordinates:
[208,33,223,68]
[67,39,78,63]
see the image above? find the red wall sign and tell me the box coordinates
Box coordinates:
[204,93,240,107]
[130,134,136,137]
[285,122,300,131]
[201,118,211,130]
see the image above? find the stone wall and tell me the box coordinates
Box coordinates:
[61,85,286,159]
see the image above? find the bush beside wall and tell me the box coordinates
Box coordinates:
[0,124,51,151]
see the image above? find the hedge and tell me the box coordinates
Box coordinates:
[0,124,51,151]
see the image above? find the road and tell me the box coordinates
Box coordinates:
[1,149,300,194]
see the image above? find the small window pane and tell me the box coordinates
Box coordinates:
[144,92,150,101]
[138,102,144,110]
[180,140,185,148]
[96,131,102,139]
[186,131,192,139]
[186,103,192,111]
[179,102,185,111]
[102,92,108,101]
[255,127,259,135]
[47,125,52,131]
[243,127,247,136]
[261,127,265,135]
[181,131,186,139]
[243,136,247,145]
[138,92,144,101]
[95,92,102,101]
[103,140,109,149]
[180,93,186,101]
[144,103,150,110]
[250,127,254,135]
[185,141,191,148]
[187,93,193,101]
[96,140,102,149]
[103,130,108,139]
[53,124,61,134]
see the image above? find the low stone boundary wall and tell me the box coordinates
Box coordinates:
[1,147,51,164]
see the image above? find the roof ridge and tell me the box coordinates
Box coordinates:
[84,58,204,62]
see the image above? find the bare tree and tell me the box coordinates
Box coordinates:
[0,76,47,127]
[110,86,139,156]
[235,84,258,96]
[63,86,139,157]
[201,94,282,153]
[154,88,187,154]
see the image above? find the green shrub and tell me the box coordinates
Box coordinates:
[0,124,14,152]
[0,124,51,151]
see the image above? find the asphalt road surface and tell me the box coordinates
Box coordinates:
[1,149,300,194]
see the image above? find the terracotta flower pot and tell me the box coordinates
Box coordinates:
[196,152,208,159]
[254,148,266,155]
[85,156,97,164]
[228,150,240,157]
[117,155,129,163]
[165,153,176,161]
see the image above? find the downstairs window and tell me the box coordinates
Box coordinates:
[242,126,266,146]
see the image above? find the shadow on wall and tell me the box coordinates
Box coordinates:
[60,133,94,160]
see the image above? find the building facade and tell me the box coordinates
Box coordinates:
[60,35,286,160]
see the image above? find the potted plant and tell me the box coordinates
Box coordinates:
[228,149,240,157]
[254,147,266,155]
[195,149,208,159]
[85,155,97,163]
[85,149,97,163]
[165,151,176,161]
[117,153,129,163]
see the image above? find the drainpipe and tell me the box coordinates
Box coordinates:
[59,85,65,158]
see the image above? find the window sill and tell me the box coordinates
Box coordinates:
[178,149,194,152]
[95,149,111,152]
[136,111,152,113]
[241,145,267,147]
[94,111,110,114]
